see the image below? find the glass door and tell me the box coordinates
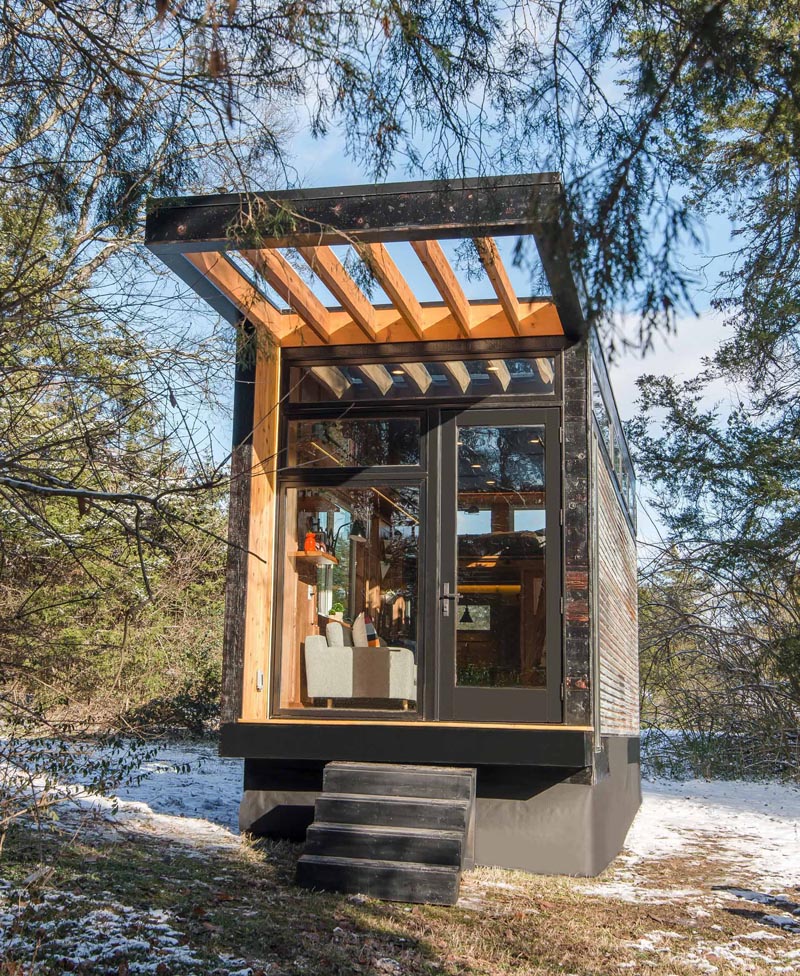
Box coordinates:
[438,409,562,723]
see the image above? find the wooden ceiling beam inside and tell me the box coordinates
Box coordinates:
[442,360,472,393]
[486,359,511,391]
[242,248,331,344]
[297,246,378,342]
[410,239,472,338]
[310,366,351,399]
[400,362,433,393]
[358,363,394,396]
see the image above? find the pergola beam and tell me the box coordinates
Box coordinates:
[278,298,559,337]
[242,248,331,344]
[145,174,563,249]
[473,237,521,336]
[472,238,556,385]
[410,239,472,338]
[297,246,378,342]
[184,251,285,336]
[356,243,425,339]
[145,173,589,342]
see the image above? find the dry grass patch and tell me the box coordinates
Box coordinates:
[0,821,797,976]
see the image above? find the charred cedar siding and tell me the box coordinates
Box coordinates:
[221,328,256,723]
[596,455,639,734]
[563,342,592,725]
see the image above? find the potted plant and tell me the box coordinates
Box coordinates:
[329,602,345,621]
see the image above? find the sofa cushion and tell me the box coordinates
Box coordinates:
[352,612,368,647]
[326,621,345,646]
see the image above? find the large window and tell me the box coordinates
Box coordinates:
[286,418,420,468]
[275,345,561,722]
[455,424,547,689]
[277,485,420,712]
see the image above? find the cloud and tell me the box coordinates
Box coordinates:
[605,310,731,422]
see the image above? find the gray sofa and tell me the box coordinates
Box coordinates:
[304,620,416,705]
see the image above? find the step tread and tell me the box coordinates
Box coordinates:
[319,792,469,806]
[298,853,460,874]
[309,821,463,839]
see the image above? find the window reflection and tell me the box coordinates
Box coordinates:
[456,425,547,689]
[287,418,420,468]
[290,356,555,403]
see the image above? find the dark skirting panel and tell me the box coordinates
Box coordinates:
[238,734,641,876]
[220,721,593,768]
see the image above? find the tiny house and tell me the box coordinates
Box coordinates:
[146,175,639,902]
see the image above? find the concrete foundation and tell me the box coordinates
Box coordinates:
[239,735,640,877]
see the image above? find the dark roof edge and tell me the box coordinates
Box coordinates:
[145,172,562,212]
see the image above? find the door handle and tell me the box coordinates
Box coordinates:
[440,582,456,616]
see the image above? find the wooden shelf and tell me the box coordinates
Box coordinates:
[293,550,339,566]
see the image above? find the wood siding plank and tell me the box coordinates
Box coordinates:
[596,449,639,735]
[240,343,281,720]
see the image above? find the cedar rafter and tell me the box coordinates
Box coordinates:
[410,239,472,338]
[474,237,555,383]
[473,237,521,336]
[242,248,331,344]
[297,246,378,342]
[355,243,425,339]
[184,251,287,337]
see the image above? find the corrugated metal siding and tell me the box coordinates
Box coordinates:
[597,457,639,734]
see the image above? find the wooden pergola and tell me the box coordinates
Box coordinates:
[144,174,588,351]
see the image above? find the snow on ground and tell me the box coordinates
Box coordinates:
[627,778,800,887]
[6,740,246,854]
[110,742,243,830]
[79,741,246,852]
[3,743,800,975]
[0,882,241,976]
[578,776,800,917]
[52,743,800,887]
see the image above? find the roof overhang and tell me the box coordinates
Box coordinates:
[145,174,589,347]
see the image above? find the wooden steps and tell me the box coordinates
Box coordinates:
[296,762,476,905]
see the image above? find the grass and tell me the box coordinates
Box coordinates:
[0,819,797,976]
